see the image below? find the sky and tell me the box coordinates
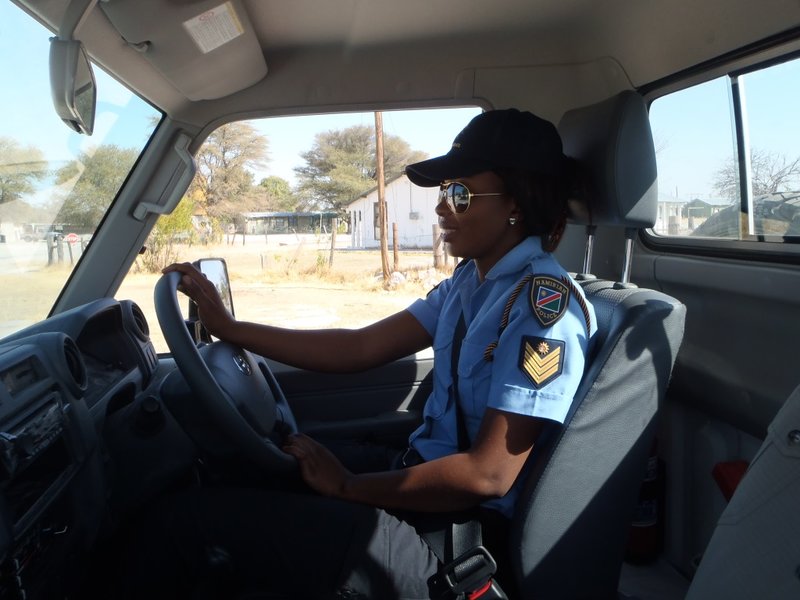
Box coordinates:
[248,107,482,186]
[649,58,800,200]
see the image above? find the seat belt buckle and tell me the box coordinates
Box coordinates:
[466,579,507,600]
[433,545,503,598]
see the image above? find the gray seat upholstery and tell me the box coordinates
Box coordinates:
[506,91,686,599]
[685,383,800,600]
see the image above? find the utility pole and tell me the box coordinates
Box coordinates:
[375,111,390,283]
[328,217,337,268]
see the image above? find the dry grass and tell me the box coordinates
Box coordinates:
[0,261,75,337]
[0,236,455,351]
[160,237,455,296]
[120,237,455,350]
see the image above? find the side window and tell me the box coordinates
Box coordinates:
[118,107,480,353]
[648,57,800,244]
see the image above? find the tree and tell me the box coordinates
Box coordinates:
[138,195,197,272]
[258,176,296,211]
[190,122,269,223]
[0,198,50,226]
[294,125,427,213]
[713,148,800,202]
[54,145,140,229]
[693,149,800,238]
[0,137,47,205]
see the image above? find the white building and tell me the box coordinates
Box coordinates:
[346,174,439,249]
[654,193,732,235]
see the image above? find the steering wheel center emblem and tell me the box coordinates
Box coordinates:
[233,353,252,376]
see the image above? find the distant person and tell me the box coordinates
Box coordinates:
[131,108,597,599]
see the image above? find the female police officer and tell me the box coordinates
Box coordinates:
[140,108,596,599]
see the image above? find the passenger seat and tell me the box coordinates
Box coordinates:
[685,384,800,599]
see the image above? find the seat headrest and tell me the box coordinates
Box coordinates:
[558,90,658,228]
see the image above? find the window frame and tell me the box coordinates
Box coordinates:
[640,38,800,263]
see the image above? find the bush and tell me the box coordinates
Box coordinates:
[137,198,197,272]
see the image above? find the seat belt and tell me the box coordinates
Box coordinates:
[453,312,470,453]
[426,312,508,600]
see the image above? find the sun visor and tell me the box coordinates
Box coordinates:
[100,0,267,101]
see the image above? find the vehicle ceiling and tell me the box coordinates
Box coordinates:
[18,0,800,130]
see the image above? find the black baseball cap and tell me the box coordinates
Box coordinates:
[405,108,566,187]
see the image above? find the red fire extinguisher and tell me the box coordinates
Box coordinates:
[625,440,665,564]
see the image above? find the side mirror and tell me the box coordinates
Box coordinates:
[186,258,235,344]
[49,39,96,135]
[194,258,235,318]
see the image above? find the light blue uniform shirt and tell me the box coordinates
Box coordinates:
[406,236,597,517]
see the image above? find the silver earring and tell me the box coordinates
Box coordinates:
[508,217,517,226]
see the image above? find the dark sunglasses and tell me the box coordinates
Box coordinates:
[439,182,504,214]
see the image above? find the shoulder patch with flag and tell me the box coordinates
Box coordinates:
[530,275,570,328]
[519,336,565,388]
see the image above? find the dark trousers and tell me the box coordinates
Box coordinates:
[96,441,508,599]
[100,442,439,599]
[116,487,440,599]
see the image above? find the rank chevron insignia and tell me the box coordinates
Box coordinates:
[530,275,570,327]
[518,336,565,388]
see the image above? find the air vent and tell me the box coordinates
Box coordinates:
[122,300,150,342]
[1,358,40,396]
[131,302,150,339]
[62,337,87,391]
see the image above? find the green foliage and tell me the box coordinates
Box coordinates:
[138,197,197,272]
[190,122,270,222]
[54,145,140,229]
[294,123,427,213]
[0,136,47,205]
[258,175,296,211]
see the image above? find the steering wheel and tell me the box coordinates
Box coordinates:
[154,270,297,472]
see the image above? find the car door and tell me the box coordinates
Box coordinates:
[267,352,432,448]
[611,53,800,577]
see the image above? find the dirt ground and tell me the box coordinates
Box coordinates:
[0,235,456,347]
[117,236,455,351]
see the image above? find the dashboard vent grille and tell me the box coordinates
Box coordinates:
[1,358,40,396]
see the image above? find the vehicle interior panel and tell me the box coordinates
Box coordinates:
[270,355,432,415]
[641,252,800,436]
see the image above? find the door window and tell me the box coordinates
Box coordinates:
[648,57,800,244]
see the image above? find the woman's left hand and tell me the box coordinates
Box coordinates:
[283,434,352,498]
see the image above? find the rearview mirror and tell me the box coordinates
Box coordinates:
[49,38,96,135]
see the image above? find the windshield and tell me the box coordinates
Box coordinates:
[2,4,479,352]
[0,4,160,338]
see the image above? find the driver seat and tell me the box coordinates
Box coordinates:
[506,91,686,599]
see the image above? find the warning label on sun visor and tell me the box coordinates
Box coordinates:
[184,2,244,54]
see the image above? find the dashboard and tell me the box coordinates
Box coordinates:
[0,298,193,598]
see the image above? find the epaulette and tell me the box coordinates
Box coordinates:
[483,274,533,361]
[482,272,591,361]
